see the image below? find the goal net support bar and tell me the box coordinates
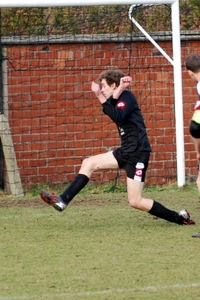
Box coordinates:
[127,1,185,187]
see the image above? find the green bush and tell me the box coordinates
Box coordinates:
[0,1,200,37]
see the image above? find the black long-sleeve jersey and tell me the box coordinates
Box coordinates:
[102,90,152,153]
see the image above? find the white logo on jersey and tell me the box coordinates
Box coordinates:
[116,101,126,110]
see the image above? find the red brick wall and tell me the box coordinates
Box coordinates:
[4,38,200,189]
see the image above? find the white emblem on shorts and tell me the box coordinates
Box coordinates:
[134,162,144,181]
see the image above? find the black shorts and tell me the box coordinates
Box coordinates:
[112,148,151,182]
[190,120,200,138]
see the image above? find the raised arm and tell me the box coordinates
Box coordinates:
[91,81,107,104]
[112,76,132,99]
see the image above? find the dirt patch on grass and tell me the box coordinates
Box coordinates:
[0,198,46,208]
[0,193,127,208]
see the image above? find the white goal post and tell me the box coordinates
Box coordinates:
[0,0,185,187]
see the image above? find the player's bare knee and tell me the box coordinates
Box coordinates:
[82,157,92,169]
[81,157,97,172]
[128,196,142,209]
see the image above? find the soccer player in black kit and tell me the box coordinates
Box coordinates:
[40,69,195,225]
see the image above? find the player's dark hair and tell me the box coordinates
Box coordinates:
[98,70,125,87]
[185,54,200,73]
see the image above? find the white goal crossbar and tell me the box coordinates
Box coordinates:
[0,0,185,187]
[0,1,176,7]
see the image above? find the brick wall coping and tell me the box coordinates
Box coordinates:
[1,30,200,45]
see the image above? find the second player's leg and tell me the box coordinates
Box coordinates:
[196,167,200,194]
[191,137,200,193]
[191,137,200,160]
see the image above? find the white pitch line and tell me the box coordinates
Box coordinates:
[0,282,200,299]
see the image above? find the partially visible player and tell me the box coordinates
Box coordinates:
[39,69,195,226]
[185,54,200,193]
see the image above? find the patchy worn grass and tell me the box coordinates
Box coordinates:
[0,183,200,299]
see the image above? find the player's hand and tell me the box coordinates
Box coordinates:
[113,76,132,99]
[91,81,107,103]
[91,81,101,96]
[120,76,132,89]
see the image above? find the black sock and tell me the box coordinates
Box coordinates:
[148,200,181,224]
[60,174,89,205]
